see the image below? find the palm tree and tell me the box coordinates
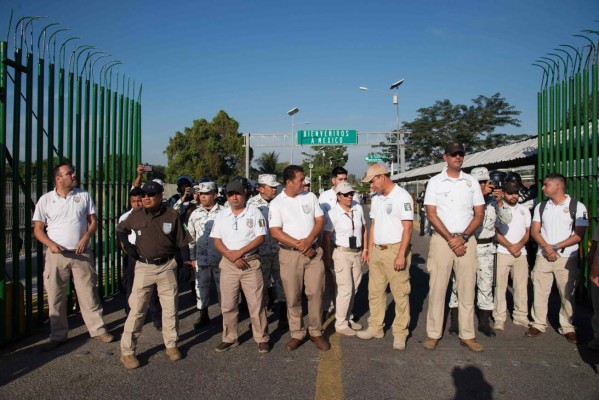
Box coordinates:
[256,151,279,174]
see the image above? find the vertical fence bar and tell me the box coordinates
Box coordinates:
[66,70,73,162]
[0,40,8,343]
[554,82,561,173]
[35,49,45,330]
[103,83,111,297]
[591,63,598,235]
[24,51,33,332]
[574,71,582,200]
[75,73,82,177]
[83,76,90,190]
[97,82,105,297]
[110,81,117,294]
[568,75,575,195]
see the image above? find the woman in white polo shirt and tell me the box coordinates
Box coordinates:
[323,182,368,336]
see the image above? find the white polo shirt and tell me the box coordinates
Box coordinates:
[369,184,414,245]
[210,205,266,251]
[318,189,337,216]
[324,201,366,248]
[496,203,531,255]
[32,188,96,250]
[269,190,324,240]
[118,209,137,244]
[532,195,588,257]
[423,167,485,234]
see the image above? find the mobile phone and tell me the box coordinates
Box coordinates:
[142,164,153,172]
[349,236,357,249]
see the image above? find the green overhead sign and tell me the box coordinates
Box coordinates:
[297,129,358,145]
[365,154,388,162]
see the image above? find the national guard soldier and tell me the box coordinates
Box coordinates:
[357,165,413,350]
[526,173,588,344]
[323,182,368,336]
[270,165,330,351]
[33,163,115,350]
[423,142,486,352]
[210,180,270,353]
[446,167,511,338]
[187,180,223,330]
[494,180,531,330]
[117,181,193,369]
[247,174,288,329]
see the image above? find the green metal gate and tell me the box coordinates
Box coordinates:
[534,29,598,288]
[0,13,142,344]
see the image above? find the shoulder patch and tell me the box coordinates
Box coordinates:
[404,203,412,211]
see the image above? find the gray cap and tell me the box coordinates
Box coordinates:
[197,181,217,193]
[335,181,355,194]
[258,174,280,187]
[226,180,245,194]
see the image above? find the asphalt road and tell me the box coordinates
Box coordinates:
[1,206,599,400]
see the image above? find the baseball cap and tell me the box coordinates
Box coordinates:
[152,178,165,187]
[197,181,217,193]
[303,177,311,186]
[445,141,465,155]
[142,181,164,194]
[226,180,245,194]
[470,167,490,181]
[258,174,280,187]
[503,181,521,194]
[335,182,355,194]
[361,164,388,183]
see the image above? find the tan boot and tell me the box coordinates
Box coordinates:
[460,338,484,352]
[120,354,140,369]
[166,347,182,361]
[93,332,115,343]
[423,337,439,351]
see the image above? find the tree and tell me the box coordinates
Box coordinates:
[374,93,525,168]
[164,110,248,183]
[300,145,348,192]
[255,151,279,175]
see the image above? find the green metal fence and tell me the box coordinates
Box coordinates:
[533,29,598,291]
[0,14,142,344]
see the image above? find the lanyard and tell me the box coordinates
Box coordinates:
[344,210,355,235]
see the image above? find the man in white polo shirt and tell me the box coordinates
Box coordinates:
[33,163,114,350]
[494,180,531,330]
[270,165,330,351]
[323,182,368,336]
[356,164,414,350]
[210,180,270,353]
[526,173,588,344]
[423,142,485,352]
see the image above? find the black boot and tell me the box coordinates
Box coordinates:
[277,302,289,330]
[448,307,459,336]
[193,308,210,330]
[478,310,496,337]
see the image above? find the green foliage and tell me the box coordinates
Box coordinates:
[374,93,526,168]
[164,110,247,183]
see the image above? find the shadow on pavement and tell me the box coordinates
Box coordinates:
[452,365,493,400]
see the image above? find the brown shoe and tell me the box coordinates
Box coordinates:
[166,347,182,361]
[120,354,140,369]
[460,338,484,352]
[215,341,239,352]
[563,332,577,344]
[41,339,68,352]
[423,337,439,351]
[525,327,542,338]
[258,342,271,353]
[310,335,330,351]
[93,332,115,343]
[285,338,303,351]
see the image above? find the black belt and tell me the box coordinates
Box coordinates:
[335,245,362,253]
[138,255,174,265]
[279,243,318,252]
[476,238,494,244]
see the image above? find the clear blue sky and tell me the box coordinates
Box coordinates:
[2,0,599,178]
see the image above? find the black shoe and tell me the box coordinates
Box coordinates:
[193,308,210,330]
[448,308,459,336]
[478,310,496,338]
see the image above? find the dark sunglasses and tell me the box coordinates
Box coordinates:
[142,192,159,198]
[448,151,465,157]
[339,192,355,197]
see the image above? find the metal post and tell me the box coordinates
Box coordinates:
[0,40,8,343]
[245,133,250,178]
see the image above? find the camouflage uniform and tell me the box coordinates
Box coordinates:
[247,193,286,305]
[187,203,223,310]
[450,198,511,310]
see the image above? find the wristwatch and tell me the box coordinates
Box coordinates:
[551,245,559,252]
[462,233,470,241]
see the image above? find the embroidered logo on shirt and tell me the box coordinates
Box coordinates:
[302,204,312,214]
[467,181,472,187]
[162,223,172,234]
[74,196,80,203]
[386,204,392,214]
[247,218,254,228]
[404,203,412,211]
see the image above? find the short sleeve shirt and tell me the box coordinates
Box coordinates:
[496,203,531,255]
[187,204,222,265]
[324,202,366,248]
[269,190,324,240]
[369,184,414,245]
[247,194,279,256]
[318,189,337,216]
[32,188,96,250]
[118,209,137,245]
[532,195,589,257]
[423,168,485,233]
[210,205,266,250]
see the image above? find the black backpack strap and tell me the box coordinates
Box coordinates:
[538,200,548,222]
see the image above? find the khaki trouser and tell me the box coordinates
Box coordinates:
[366,243,411,338]
[332,249,363,329]
[219,258,269,344]
[426,233,478,340]
[531,255,580,334]
[493,253,529,325]
[44,251,107,341]
[279,246,325,339]
[121,259,179,355]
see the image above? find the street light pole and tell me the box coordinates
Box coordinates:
[359,78,406,173]
[287,107,299,165]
